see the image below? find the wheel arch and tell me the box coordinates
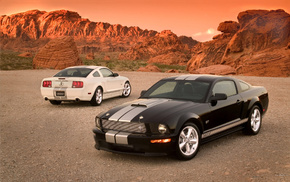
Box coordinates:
[174,113,204,135]
[90,85,103,99]
[247,97,263,116]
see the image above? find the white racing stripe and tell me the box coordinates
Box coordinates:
[109,99,168,122]
[108,105,135,121]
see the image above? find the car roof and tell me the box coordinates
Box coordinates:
[163,74,233,82]
[64,65,107,70]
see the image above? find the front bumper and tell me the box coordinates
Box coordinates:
[93,128,177,156]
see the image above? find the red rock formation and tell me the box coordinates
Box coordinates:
[221,9,290,76]
[187,34,233,71]
[147,51,189,65]
[33,36,83,69]
[18,52,32,57]
[166,69,180,73]
[187,9,290,77]
[86,53,95,60]
[119,30,195,64]
[103,55,111,60]
[217,21,240,33]
[0,10,158,52]
[137,64,161,72]
[195,65,236,75]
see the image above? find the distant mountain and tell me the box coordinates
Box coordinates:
[0,9,196,53]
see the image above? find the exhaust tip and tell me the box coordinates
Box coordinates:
[44,97,48,101]
[75,98,80,102]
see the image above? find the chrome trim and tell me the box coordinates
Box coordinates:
[105,130,118,143]
[202,118,247,139]
[102,120,146,133]
[105,131,130,145]
[115,132,130,145]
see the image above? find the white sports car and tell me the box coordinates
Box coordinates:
[41,66,131,106]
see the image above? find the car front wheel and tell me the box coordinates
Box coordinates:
[122,81,131,97]
[176,123,200,160]
[90,87,103,106]
[244,106,262,135]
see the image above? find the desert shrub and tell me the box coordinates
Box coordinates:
[0,51,33,70]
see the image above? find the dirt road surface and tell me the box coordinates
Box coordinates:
[0,70,289,182]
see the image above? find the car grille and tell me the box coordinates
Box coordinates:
[101,120,146,134]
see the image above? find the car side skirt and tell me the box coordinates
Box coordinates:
[201,118,248,139]
[103,89,123,99]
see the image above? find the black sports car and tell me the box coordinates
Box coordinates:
[93,75,269,160]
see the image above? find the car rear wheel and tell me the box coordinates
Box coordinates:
[90,87,103,106]
[122,81,131,97]
[176,123,200,160]
[49,100,62,105]
[244,106,262,135]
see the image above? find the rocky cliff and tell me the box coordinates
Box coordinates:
[118,30,196,65]
[187,9,290,77]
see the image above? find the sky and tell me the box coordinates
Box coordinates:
[0,0,289,42]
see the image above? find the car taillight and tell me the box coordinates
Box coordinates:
[72,81,83,88]
[43,81,52,87]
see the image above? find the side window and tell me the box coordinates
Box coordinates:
[93,71,100,77]
[99,68,113,77]
[239,81,250,92]
[212,81,237,97]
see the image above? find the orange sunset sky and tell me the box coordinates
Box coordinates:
[1,0,289,42]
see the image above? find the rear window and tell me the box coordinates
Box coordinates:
[54,68,93,77]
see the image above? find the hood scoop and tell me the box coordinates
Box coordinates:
[131,103,147,107]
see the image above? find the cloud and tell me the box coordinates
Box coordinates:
[192,28,220,42]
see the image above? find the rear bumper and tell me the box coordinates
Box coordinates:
[41,87,92,101]
[93,128,177,156]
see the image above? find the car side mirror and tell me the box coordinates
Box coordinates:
[112,73,119,77]
[210,93,227,106]
[140,90,147,97]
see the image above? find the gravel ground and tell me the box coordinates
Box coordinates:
[0,70,289,182]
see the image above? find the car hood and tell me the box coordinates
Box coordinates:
[99,98,201,123]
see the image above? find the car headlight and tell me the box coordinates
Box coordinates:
[158,124,167,134]
[95,117,101,129]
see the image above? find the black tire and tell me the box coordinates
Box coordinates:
[90,87,103,106]
[121,81,131,97]
[176,123,201,160]
[244,105,262,135]
[49,100,62,105]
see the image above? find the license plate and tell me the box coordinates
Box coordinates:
[56,91,65,96]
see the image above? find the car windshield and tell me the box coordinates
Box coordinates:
[54,68,94,78]
[141,80,210,102]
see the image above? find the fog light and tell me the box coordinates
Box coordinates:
[158,124,167,134]
[151,139,171,143]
